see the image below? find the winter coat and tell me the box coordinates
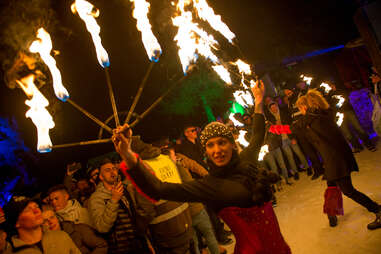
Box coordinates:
[8,230,81,254]
[88,182,154,254]
[61,221,108,254]
[56,199,92,227]
[88,182,154,234]
[293,109,359,181]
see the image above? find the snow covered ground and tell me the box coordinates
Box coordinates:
[224,147,381,254]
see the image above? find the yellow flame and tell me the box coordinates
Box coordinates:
[234,59,251,75]
[212,65,231,84]
[237,130,249,147]
[320,82,332,93]
[29,28,69,102]
[71,0,110,68]
[173,1,219,73]
[233,90,253,108]
[336,112,344,126]
[229,113,243,127]
[130,0,162,62]
[193,0,235,43]
[16,75,55,153]
[258,145,269,161]
[333,95,345,108]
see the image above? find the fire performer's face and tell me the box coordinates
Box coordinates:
[205,137,234,167]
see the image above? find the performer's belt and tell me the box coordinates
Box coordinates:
[150,203,189,225]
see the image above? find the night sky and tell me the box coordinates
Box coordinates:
[0,0,362,187]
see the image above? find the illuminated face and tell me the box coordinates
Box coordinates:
[205,137,234,167]
[49,190,69,212]
[284,89,293,97]
[77,179,90,192]
[16,202,43,230]
[42,210,60,231]
[99,163,118,186]
[269,104,279,114]
[184,127,198,140]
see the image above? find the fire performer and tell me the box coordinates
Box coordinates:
[294,90,381,229]
[112,81,291,254]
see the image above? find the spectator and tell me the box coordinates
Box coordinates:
[3,196,81,254]
[285,87,325,180]
[176,124,208,171]
[88,158,154,254]
[47,184,92,226]
[131,137,194,254]
[0,208,11,254]
[41,205,107,254]
[268,101,310,179]
[264,125,292,185]
[327,83,376,152]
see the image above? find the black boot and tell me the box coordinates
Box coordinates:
[367,210,381,230]
[293,172,299,180]
[328,215,338,227]
[311,167,323,180]
[307,167,313,176]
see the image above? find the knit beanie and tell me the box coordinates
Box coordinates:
[3,196,32,231]
[199,122,235,148]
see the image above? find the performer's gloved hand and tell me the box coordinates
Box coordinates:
[112,124,138,169]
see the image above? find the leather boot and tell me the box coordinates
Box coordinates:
[367,210,381,230]
[328,215,338,227]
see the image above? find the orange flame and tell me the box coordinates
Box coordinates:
[71,0,110,68]
[237,130,249,147]
[16,74,55,153]
[29,28,69,102]
[258,145,269,161]
[193,0,235,43]
[212,65,231,85]
[130,0,162,62]
[336,112,344,126]
[233,90,253,108]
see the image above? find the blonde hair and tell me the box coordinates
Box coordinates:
[296,89,329,111]
[295,95,308,110]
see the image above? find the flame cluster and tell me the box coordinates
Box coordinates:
[16,75,55,153]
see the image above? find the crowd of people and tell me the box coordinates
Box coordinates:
[0,74,381,254]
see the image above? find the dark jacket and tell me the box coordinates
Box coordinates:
[175,139,208,171]
[60,221,108,254]
[293,109,359,181]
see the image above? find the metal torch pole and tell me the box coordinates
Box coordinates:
[67,99,113,134]
[124,61,155,124]
[52,138,112,149]
[129,75,187,128]
[104,67,120,126]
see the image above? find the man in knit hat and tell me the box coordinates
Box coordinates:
[3,196,80,254]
